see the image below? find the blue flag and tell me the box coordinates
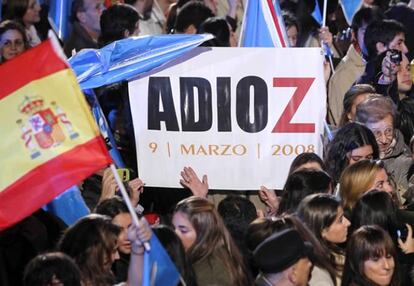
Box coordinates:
[69,34,213,89]
[143,234,181,286]
[239,0,288,47]
[340,0,363,25]
[312,0,323,26]
[43,185,89,225]
[48,0,72,40]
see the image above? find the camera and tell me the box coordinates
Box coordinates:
[397,225,409,241]
[389,49,402,64]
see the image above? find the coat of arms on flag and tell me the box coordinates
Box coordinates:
[0,39,112,230]
[17,95,79,158]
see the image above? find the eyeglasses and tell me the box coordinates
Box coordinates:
[371,127,394,140]
[1,39,25,49]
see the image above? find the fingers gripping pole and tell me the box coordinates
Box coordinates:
[110,164,151,251]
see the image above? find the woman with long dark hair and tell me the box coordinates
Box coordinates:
[172,196,250,286]
[6,0,42,46]
[259,152,326,216]
[324,122,379,186]
[277,169,333,215]
[59,214,151,286]
[297,194,351,285]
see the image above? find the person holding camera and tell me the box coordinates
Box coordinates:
[358,19,408,89]
[375,49,413,104]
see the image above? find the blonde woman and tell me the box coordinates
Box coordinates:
[339,160,394,212]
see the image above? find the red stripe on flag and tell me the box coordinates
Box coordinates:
[0,137,112,230]
[0,40,67,100]
[266,0,286,47]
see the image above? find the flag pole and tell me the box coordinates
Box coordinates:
[110,163,151,251]
[238,0,250,47]
[321,0,335,72]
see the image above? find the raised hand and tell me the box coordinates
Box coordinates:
[180,166,209,198]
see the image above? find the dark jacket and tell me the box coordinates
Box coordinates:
[63,22,98,58]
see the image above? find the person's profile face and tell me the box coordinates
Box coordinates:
[172,211,197,251]
[397,54,412,93]
[82,0,105,33]
[322,207,350,244]
[23,0,41,26]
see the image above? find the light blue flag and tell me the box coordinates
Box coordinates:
[340,0,363,25]
[69,34,213,90]
[312,0,323,26]
[143,234,181,286]
[48,0,72,40]
[43,185,90,226]
[240,0,287,47]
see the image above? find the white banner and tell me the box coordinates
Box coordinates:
[129,47,326,190]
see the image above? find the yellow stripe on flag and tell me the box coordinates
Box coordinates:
[0,70,100,191]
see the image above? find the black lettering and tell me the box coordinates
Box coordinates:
[180,77,212,131]
[217,77,231,131]
[236,76,268,133]
[148,77,179,131]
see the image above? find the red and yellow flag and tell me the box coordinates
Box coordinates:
[0,39,112,230]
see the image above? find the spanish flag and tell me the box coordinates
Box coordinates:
[0,39,112,230]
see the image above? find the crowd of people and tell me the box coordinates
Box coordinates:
[1,0,414,285]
